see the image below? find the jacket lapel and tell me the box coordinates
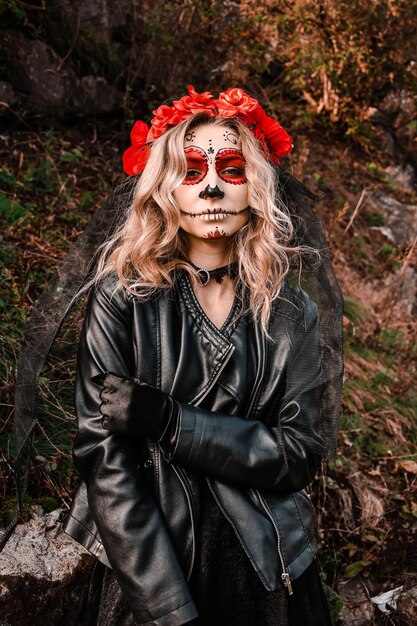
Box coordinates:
[157,275,236,405]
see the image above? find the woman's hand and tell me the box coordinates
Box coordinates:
[91,372,178,439]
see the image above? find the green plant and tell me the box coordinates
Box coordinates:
[343,297,374,326]
[320,571,344,624]
[0,192,30,224]
[364,211,385,227]
[0,0,26,26]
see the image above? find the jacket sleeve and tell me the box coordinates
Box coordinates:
[73,278,198,626]
[160,298,325,494]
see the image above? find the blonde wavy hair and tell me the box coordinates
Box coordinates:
[95,114,307,332]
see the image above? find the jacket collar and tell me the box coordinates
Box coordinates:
[165,273,236,406]
[177,272,237,356]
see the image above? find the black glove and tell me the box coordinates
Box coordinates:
[91,372,179,440]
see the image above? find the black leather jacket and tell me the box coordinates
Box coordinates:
[63,271,325,626]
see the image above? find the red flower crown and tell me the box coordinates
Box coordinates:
[123,86,293,176]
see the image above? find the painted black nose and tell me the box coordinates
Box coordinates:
[199,185,225,199]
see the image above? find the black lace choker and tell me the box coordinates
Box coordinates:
[188,260,238,286]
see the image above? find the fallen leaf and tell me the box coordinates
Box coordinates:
[345,560,372,578]
[400,460,417,474]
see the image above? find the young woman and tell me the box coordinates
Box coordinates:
[63,86,343,625]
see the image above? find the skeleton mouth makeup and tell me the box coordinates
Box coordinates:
[180,207,249,221]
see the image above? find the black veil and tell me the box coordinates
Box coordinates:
[277,169,344,461]
[0,169,343,550]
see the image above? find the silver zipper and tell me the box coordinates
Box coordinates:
[256,489,293,595]
[247,330,293,593]
[172,464,196,581]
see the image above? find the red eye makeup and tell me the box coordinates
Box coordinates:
[215,149,246,185]
[182,146,246,186]
[183,147,208,185]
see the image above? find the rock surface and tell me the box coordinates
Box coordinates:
[338,577,374,626]
[396,586,417,625]
[347,264,417,321]
[338,578,417,626]
[73,0,131,44]
[367,89,417,169]
[3,31,121,117]
[385,164,415,193]
[0,506,95,626]
[364,190,417,248]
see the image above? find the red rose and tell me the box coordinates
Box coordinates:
[261,115,293,162]
[122,121,151,175]
[130,120,149,146]
[217,88,259,118]
[173,85,217,116]
[149,104,186,139]
[244,106,292,162]
[122,144,151,175]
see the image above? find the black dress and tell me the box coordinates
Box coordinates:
[82,294,332,626]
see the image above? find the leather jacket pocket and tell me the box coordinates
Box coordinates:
[264,490,317,566]
[143,441,197,580]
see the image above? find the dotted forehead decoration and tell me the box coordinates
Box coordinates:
[185,131,196,142]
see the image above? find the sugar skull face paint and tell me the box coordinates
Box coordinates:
[183,147,208,185]
[173,123,250,241]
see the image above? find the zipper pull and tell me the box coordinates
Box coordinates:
[281,572,293,595]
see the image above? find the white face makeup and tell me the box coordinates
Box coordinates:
[173,123,250,241]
